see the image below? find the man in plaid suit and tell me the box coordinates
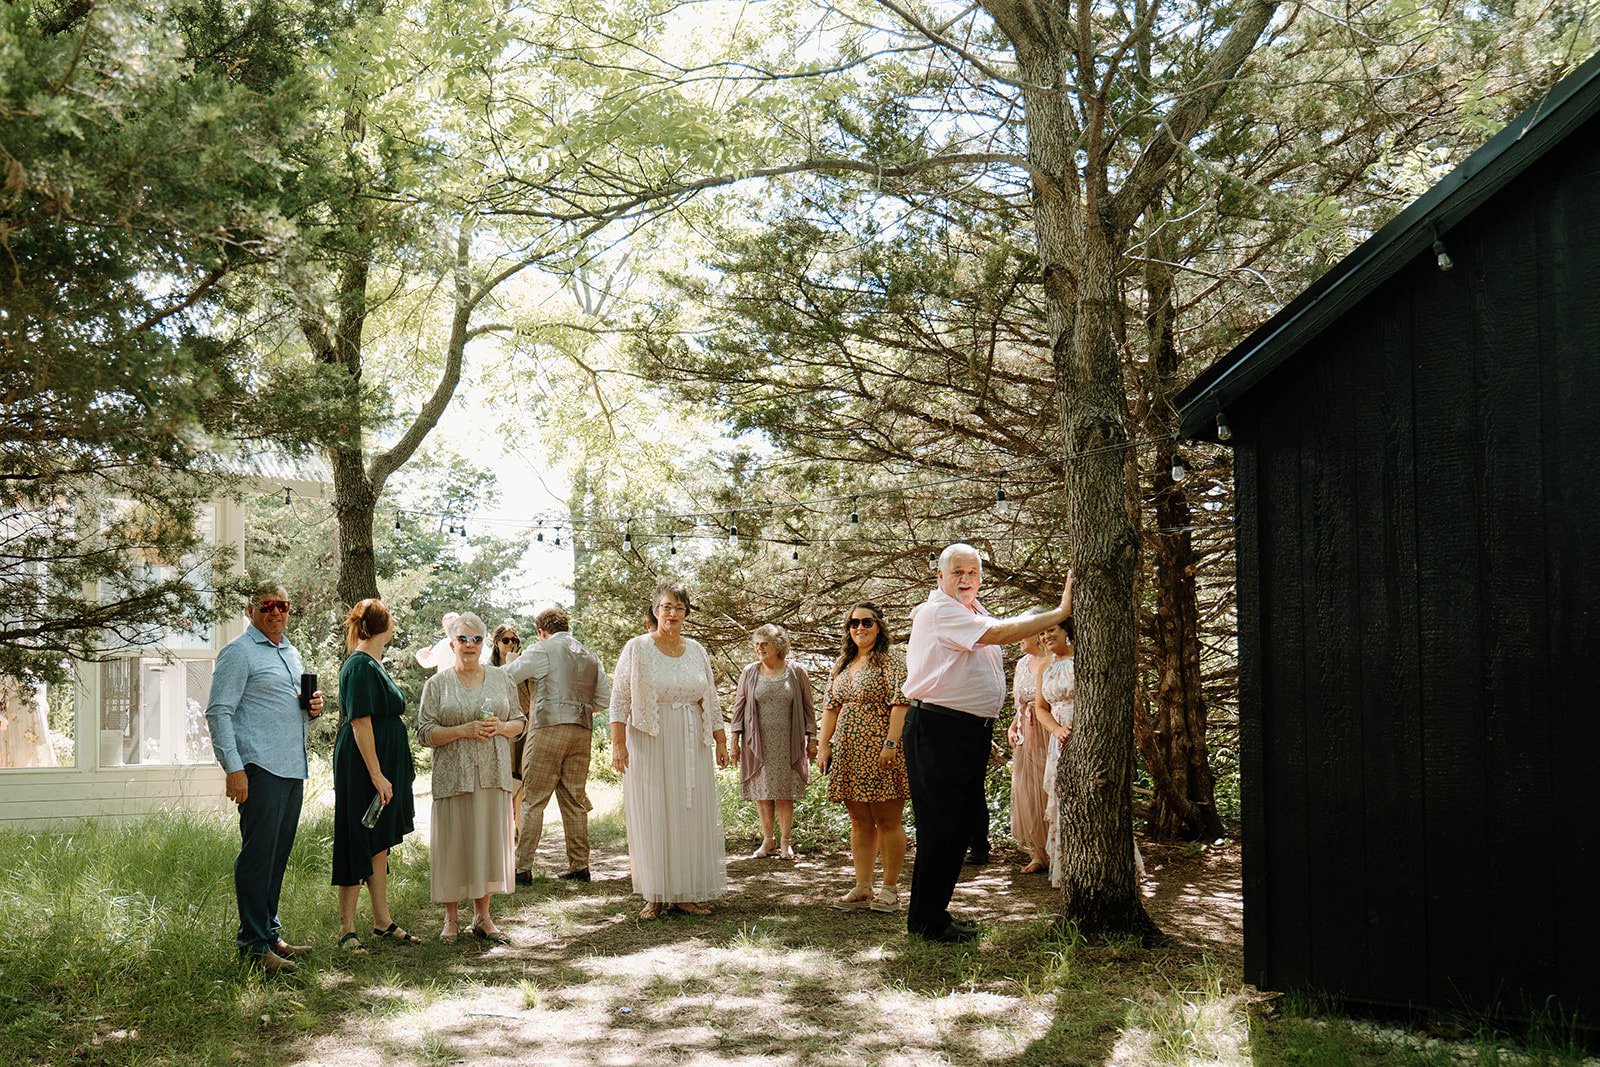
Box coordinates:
[507,606,611,882]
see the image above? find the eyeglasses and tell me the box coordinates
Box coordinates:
[656,603,687,615]
[456,634,484,644]
[257,600,291,614]
[498,636,520,646]
[847,618,877,629]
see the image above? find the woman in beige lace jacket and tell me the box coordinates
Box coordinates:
[417,612,525,943]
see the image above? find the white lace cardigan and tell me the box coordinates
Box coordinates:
[607,633,722,747]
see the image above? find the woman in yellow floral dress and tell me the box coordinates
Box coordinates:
[817,602,910,912]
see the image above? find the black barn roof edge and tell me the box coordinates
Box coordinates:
[1174,49,1600,442]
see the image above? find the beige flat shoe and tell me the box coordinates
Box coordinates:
[869,887,900,913]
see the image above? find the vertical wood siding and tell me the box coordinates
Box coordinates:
[1233,121,1600,1020]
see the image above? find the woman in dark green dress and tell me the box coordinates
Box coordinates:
[333,598,418,952]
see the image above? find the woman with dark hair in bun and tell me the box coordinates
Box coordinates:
[332,598,418,952]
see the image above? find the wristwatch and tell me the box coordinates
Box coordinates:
[882,739,899,750]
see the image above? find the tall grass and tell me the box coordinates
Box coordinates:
[0,805,433,1065]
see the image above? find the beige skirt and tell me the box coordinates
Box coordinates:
[429,787,515,902]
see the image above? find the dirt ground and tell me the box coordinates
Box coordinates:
[286,785,1244,1067]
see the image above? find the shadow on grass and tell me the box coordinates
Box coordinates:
[0,805,1234,1066]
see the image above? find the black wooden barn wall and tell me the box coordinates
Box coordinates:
[1231,120,1600,1017]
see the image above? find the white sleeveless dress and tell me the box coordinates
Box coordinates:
[1038,657,1076,886]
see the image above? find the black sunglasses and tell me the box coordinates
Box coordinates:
[498,636,520,645]
[847,618,878,629]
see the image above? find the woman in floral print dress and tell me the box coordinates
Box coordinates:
[817,602,910,912]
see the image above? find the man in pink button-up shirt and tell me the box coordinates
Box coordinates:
[900,544,1073,943]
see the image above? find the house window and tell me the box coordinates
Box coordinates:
[98,658,215,767]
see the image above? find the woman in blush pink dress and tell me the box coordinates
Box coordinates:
[1007,628,1051,874]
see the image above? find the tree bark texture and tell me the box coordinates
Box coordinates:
[976,0,1276,938]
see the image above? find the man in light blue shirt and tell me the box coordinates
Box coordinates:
[206,582,324,973]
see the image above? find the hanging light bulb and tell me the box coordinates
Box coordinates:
[536,522,544,543]
[623,521,633,550]
[554,528,562,547]
[282,486,292,506]
[729,522,740,548]
[1430,222,1454,272]
[791,545,799,562]
[393,512,402,532]
[669,534,677,556]
[1171,456,1188,483]
[458,521,468,539]
[928,551,938,569]
[850,495,859,524]
[996,485,1009,516]
[1216,411,1233,442]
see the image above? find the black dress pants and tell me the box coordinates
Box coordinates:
[904,703,993,935]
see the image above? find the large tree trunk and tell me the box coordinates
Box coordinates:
[302,227,475,612]
[1053,218,1161,941]
[976,0,1276,939]
[331,451,380,605]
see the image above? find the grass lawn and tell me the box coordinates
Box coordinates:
[0,772,1592,1065]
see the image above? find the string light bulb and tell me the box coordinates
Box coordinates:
[850,495,859,524]
[669,534,677,556]
[1171,456,1188,483]
[536,523,544,543]
[554,528,562,547]
[1430,222,1454,272]
[282,486,292,506]
[623,522,632,551]
[729,522,740,548]
[791,546,799,561]
[393,513,402,532]
[1216,411,1233,442]
[996,485,1009,516]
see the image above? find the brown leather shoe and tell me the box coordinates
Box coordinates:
[247,949,297,974]
[273,940,312,958]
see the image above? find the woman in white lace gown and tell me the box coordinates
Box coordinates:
[1032,619,1076,886]
[609,581,729,919]
[1033,617,1144,887]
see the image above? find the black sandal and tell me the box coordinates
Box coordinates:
[338,931,368,955]
[372,922,421,945]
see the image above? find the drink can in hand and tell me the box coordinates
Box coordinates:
[300,672,318,711]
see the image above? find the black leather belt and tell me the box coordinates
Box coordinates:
[910,699,979,719]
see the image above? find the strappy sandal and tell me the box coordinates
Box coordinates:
[439,927,459,944]
[669,901,712,916]
[638,901,664,920]
[372,922,422,945]
[470,923,511,945]
[337,931,368,955]
[869,887,900,913]
[750,840,777,859]
[1021,859,1048,874]
[829,886,875,910]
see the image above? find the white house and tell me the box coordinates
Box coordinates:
[0,452,329,828]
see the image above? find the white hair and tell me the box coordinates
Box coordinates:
[938,543,983,572]
[448,611,486,638]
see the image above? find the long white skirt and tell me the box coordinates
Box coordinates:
[623,701,727,903]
